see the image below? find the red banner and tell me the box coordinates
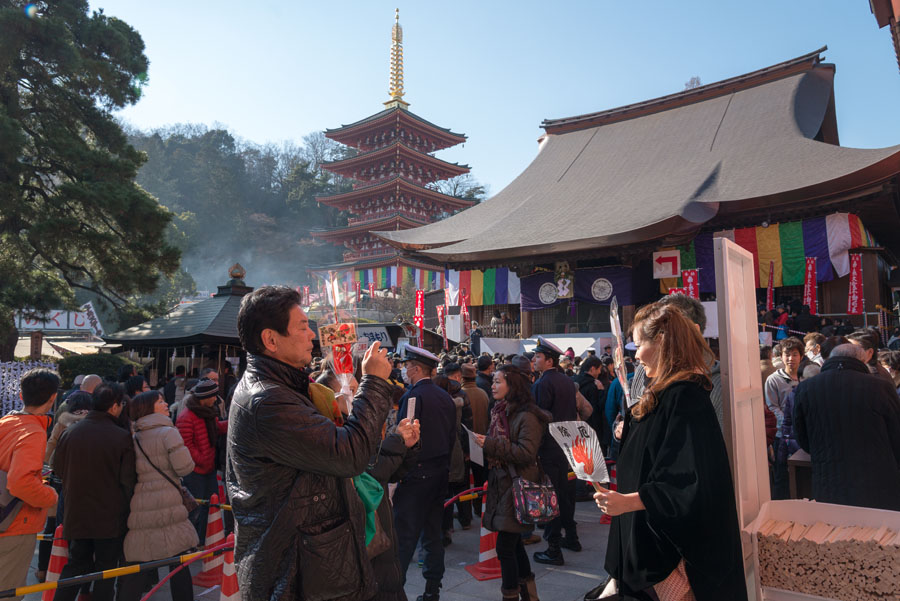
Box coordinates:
[766,260,775,312]
[354,281,361,301]
[803,257,817,314]
[414,289,425,347]
[368,283,375,299]
[460,289,471,337]
[668,288,686,295]
[847,253,863,315]
[681,269,699,299]
[437,305,448,350]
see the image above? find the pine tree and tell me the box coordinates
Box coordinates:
[0,1,179,359]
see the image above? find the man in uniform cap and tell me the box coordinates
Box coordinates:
[530,337,580,565]
[394,346,457,601]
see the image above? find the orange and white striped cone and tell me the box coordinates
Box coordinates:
[193,493,225,587]
[599,461,617,525]
[42,525,68,601]
[219,533,239,601]
[464,483,501,581]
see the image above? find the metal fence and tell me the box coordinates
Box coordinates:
[1,361,58,416]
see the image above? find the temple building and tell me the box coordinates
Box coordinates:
[311,10,474,291]
[378,48,900,336]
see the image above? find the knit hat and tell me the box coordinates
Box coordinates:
[192,378,219,399]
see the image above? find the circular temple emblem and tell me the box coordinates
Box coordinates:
[538,282,559,305]
[591,278,613,301]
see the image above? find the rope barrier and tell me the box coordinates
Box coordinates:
[443,485,486,509]
[139,540,229,601]
[0,541,233,599]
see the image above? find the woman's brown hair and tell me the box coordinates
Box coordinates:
[129,390,164,421]
[630,302,714,420]
[495,364,534,410]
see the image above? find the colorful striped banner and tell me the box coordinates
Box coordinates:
[660,212,876,293]
[445,268,522,307]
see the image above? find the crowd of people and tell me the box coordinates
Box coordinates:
[1,285,898,601]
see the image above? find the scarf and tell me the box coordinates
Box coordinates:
[487,399,510,469]
[185,395,218,448]
[308,382,383,545]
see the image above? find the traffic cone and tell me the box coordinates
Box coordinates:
[42,525,68,601]
[464,483,501,581]
[219,533,239,601]
[599,461,617,525]
[193,493,225,587]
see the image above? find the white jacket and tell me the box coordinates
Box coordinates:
[124,412,198,561]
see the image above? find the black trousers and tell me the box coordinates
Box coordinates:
[442,479,472,530]
[393,471,448,585]
[471,463,487,516]
[116,556,194,601]
[541,461,577,545]
[495,530,531,590]
[55,538,125,601]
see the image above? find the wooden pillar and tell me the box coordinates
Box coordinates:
[520,309,533,339]
[623,304,635,336]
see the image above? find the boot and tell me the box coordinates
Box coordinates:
[417,579,441,601]
[501,586,520,601]
[560,535,582,552]
[532,544,564,566]
[519,574,540,601]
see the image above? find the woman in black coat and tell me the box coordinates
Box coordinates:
[473,364,550,601]
[593,303,747,601]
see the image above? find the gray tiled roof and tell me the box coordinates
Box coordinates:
[375,56,900,265]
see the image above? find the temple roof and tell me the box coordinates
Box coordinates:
[104,279,252,347]
[308,251,443,273]
[322,141,470,181]
[316,175,477,211]
[325,106,466,151]
[310,213,429,240]
[375,49,900,267]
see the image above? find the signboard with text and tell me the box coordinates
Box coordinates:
[653,250,681,279]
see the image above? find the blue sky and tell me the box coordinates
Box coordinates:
[92,1,900,195]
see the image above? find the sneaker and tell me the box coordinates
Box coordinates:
[560,538,582,552]
[532,547,564,566]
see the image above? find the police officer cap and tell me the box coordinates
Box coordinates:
[533,336,563,359]
[402,345,439,369]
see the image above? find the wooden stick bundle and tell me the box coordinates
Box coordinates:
[756,518,900,600]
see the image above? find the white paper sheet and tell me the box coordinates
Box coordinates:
[463,425,484,466]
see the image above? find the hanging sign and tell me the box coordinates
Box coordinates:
[554,261,574,299]
[803,258,817,315]
[437,305,448,351]
[652,250,681,279]
[766,260,775,312]
[303,286,309,305]
[368,283,375,299]
[668,288,686,295]
[847,253,863,315]
[460,290,471,337]
[414,289,424,327]
[681,269,699,299]
[80,302,104,337]
[354,281,361,301]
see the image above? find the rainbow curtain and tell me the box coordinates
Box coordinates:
[659,212,876,293]
[352,267,445,291]
[446,268,521,306]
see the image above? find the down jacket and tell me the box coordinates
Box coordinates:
[482,402,552,533]
[176,404,226,475]
[124,413,199,562]
[226,354,394,601]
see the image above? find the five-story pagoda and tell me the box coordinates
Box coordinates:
[312,10,474,291]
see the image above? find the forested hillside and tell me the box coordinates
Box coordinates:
[127,125,352,292]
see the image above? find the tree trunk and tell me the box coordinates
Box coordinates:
[0,316,18,362]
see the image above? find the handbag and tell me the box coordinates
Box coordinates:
[134,434,200,513]
[508,464,559,525]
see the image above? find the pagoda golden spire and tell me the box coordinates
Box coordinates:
[385,8,409,109]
